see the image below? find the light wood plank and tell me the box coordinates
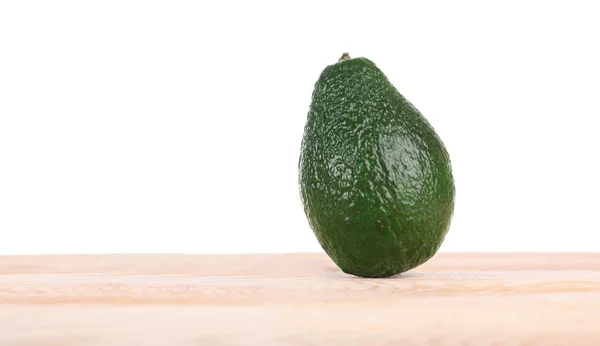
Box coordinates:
[0,252,599,345]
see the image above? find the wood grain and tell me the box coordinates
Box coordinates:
[0,252,599,345]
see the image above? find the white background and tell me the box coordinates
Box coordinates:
[1,1,599,255]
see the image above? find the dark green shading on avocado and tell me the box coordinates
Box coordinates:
[299,53,455,278]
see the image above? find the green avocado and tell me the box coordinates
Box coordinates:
[299,53,455,278]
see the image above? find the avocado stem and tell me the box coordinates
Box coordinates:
[339,53,351,61]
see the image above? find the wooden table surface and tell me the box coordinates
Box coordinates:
[0,252,599,345]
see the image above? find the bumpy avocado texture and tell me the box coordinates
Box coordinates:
[299,53,455,278]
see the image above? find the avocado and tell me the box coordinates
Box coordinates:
[299,53,455,278]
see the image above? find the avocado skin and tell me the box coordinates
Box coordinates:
[299,57,455,278]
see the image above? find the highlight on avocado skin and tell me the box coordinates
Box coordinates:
[299,53,455,278]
